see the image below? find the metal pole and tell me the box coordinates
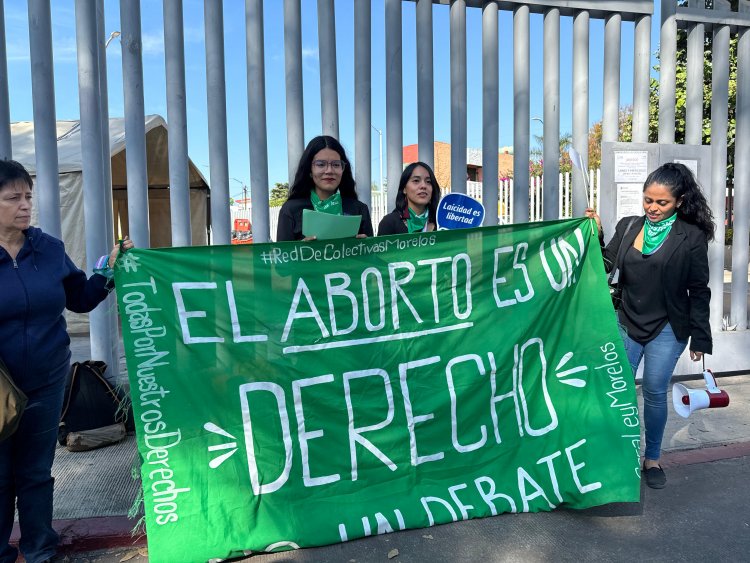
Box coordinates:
[709,25,730,332]
[28,0,61,238]
[542,7,560,220]
[450,0,467,194]
[284,0,304,182]
[120,0,150,249]
[96,0,114,253]
[416,0,434,169]
[246,0,270,242]
[205,0,231,245]
[632,14,651,143]
[318,0,339,138]
[731,27,750,330]
[385,0,402,210]
[163,0,191,246]
[659,0,677,144]
[602,13,621,143]
[572,10,589,216]
[354,0,371,209]
[372,125,383,193]
[0,0,11,160]
[95,0,119,382]
[686,21,705,145]
[75,0,115,379]
[482,1,498,226]
[513,4,530,223]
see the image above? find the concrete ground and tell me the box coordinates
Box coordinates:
[24,448,750,563]
[10,341,750,562]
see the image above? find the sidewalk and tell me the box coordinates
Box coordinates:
[11,338,750,562]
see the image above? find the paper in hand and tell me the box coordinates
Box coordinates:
[302,209,361,240]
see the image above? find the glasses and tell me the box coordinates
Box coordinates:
[312,159,346,172]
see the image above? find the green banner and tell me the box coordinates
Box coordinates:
[116,218,640,563]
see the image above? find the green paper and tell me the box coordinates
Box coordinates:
[302,208,361,239]
[116,218,641,563]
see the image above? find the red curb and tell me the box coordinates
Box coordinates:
[10,516,146,554]
[661,441,750,468]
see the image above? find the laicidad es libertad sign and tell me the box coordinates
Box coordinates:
[115,218,641,563]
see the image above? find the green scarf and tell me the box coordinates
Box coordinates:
[642,214,677,255]
[310,191,342,215]
[406,208,429,233]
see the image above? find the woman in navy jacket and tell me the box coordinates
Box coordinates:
[587,163,714,490]
[0,160,133,563]
[276,136,373,242]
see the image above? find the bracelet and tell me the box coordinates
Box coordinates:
[93,254,115,280]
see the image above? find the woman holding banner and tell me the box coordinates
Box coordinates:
[586,162,714,489]
[0,159,134,562]
[276,135,373,242]
[378,162,441,236]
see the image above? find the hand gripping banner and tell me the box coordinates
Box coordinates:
[115,218,641,562]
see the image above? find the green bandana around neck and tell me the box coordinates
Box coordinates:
[406,208,429,233]
[311,190,342,215]
[642,213,677,255]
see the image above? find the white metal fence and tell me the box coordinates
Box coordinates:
[233,169,602,242]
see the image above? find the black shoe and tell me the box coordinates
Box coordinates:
[642,463,666,489]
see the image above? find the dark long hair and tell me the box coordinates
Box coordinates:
[643,162,715,241]
[0,160,33,192]
[395,162,441,224]
[288,135,358,200]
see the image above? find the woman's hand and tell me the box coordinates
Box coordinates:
[302,235,317,242]
[690,350,704,362]
[108,235,134,268]
[355,234,368,239]
[584,208,602,233]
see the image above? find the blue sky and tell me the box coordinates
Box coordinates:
[6,0,662,197]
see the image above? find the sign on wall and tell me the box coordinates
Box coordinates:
[116,219,640,562]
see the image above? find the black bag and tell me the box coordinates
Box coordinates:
[607,216,639,309]
[0,357,27,443]
[58,361,134,450]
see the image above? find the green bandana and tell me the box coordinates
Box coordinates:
[406,208,429,233]
[311,191,342,215]
[642,214,677,255]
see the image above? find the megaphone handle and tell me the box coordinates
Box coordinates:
[703,369,720,393]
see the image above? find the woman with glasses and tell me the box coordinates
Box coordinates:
[378,161,440,235]
[276,135,373,241]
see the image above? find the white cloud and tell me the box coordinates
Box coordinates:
[302,46,318,60]
[301,46,318,73]
[139,26,204,57]
[141,32,165,56]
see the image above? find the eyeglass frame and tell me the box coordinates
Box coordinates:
[312,159,346,172]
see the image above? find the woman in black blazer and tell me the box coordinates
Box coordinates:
[377,161,441,236]
[276,135,373,242]
[587,163,714,489]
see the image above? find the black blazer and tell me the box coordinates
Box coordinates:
[276,196,374,241]
[602,215,712,354]
[377,210,408,236]
[377,209,437,236]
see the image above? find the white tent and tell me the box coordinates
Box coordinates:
[11,114,210,332]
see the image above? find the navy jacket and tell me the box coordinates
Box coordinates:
[0,226,110,393]
[602,216,712,354]
[276,197,374,241]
